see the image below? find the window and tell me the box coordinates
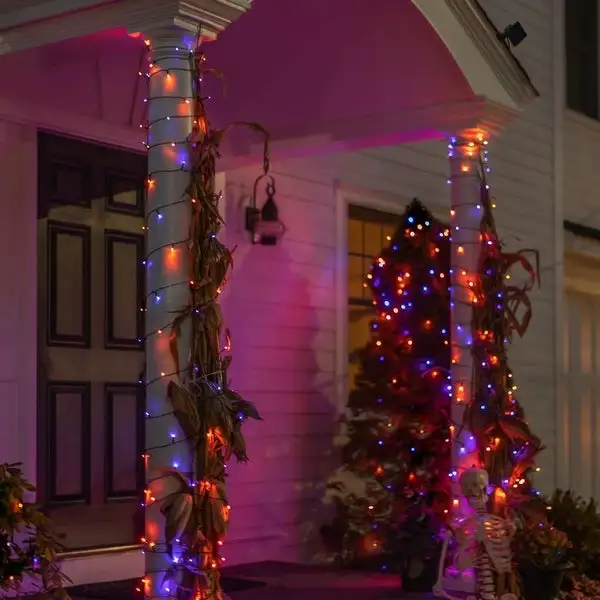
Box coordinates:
[347,204,400,389]
[566,0,599,119]
[562,251,600,501]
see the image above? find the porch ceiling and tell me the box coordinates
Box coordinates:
[0,0,537,162]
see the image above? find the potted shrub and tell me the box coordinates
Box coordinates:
[391,506,443,593]
[0,462,69,598]
[546,490,600,581]
[512,518,571,600]
[559,574,600,600]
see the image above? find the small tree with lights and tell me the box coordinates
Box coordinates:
[322,200,452,579]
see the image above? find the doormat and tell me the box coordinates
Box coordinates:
[68,576,267,599]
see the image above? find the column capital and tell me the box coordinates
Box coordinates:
[126,0,252,41]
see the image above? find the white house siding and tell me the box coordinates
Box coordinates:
[0,120,38,482]
[562,109,600,501]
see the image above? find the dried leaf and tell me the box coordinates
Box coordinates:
[164,493,193,543]
[168,381,201,441]
[148,468,190,508]
[497,415,536,443]
[225,390,262,420]
[502,249,540,288]
[170,310,189,380]
[222,329,232,353]
[230,427,248,462]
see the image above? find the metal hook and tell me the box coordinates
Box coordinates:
[252,174,275,209]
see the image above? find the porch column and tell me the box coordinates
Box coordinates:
[448,129,488,508]
[140,5,247,597]
[143,24,194,600]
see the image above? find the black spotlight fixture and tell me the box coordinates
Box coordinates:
[499,21,527,48]
[245,175,286,245]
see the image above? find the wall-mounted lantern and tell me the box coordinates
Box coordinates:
[245,175,286,245]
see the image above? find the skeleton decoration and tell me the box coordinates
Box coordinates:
[433,468,517,600]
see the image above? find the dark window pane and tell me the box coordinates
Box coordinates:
[566,0,599,118]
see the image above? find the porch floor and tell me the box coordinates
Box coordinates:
[68,561,430,600]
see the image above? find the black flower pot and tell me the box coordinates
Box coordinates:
[518,563,568,600]
[401,555,440,593]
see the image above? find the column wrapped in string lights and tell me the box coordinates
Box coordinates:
[439,129,542,600]
[447,129,489,510]
[142,26,194,600]
[139,26,266,600]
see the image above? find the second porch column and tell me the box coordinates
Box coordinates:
[448,129,489,508]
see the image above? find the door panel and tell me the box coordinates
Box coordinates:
[46,221,91,347]
[37,132,146,550]
[48,382,91,503]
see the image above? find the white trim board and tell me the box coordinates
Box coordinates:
[553,0,567,494]
[58,525,286,587]
[338,182,448,222]
[61,547,144,587]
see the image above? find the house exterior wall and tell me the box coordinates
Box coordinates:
[0,0,558,571]
[561,109,600,496]
[0,120,38,484]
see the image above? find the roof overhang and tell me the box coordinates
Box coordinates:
[412,0,538,112]
[0,0,538,163]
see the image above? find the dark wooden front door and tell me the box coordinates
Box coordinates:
[37,132,146,550]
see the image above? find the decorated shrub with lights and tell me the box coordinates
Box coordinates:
[321,199,452,570]
[559,575,600,600]
[0,462,68,598]
[513,516,572,600]
[512,520,571,569]
[546,490,600,580]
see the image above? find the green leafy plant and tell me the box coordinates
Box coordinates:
[0,462,69,598]
[546,490,600,579]
[559,575,600,600]
[391,505,443,582]
[512,517,571,569]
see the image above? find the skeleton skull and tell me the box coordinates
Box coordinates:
[459,468,489,511]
